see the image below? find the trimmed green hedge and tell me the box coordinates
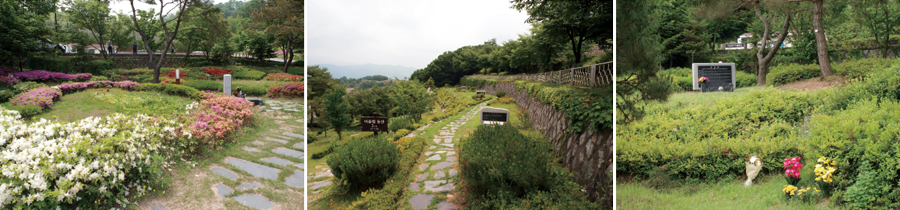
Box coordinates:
[833,58,896,80]
[5,104,43,118]
[767,63,821,86]
[138,83,204,99]
[327,134,399,191]
[461,124,553,197]
[232,70,268,80]
[348,136,427,209]
[182,80,267,96]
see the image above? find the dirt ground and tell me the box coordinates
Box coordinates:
[778,75,847,91]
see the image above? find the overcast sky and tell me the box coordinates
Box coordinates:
[308,0,532,69]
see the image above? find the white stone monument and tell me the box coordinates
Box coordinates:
[692,62,736,92]
[480,107,509,125]
[224,74,232,95]
[476,90,486,95]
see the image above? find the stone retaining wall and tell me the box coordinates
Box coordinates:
[480,81,612,201]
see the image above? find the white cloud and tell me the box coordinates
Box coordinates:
[308,0,532,69]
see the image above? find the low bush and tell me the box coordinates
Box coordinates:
[0,88,13,103]
[264,73,303,81]
[348,136,427,209]
[139,83,204,99]
[496,90,506,97]
[10,87,62,108]
[184,95,255,150]
[394,129,410,140]
[617,88,811,180]
[232,70,267,80]
[287,67,303,75]
[12,70,74,82]
[55,81,141,94]
[234,85,267,96]
[5,104,43,118]
[183,80,222,91]
[90,75,108,81]
[12,82,48,94]
[83,60,115,75]
[767,63,821,86]
[327,134,399,191]
[202,67,232,77]
[818,64,900,112]
[833,58,897,80]
[266,83,303,98]
[735,71,758,87]
[388,115,416,132]
[460,124,554,201]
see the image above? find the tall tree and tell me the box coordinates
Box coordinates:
[325,84,352,140]
[750,1,795,86]
[512,0,613,65]
[176,2,227,64]
[810,0,834,76]
[250,0,303,73]
[851,0,900,58]
[66,0,111,59]
[0,0,57,69]
[125,0,206,83]
[616,0,673,124]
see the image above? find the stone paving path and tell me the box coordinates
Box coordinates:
[405,102,485,210]
[143,99,305,210]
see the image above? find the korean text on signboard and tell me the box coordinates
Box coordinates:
[361,116,388,132]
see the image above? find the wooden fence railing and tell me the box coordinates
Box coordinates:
[464,61,613,88]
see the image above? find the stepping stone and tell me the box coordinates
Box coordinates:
[310,181,332,190]
[443,139,452,144]
[408,182,419,191]
[433,171,446,179]
[437,148,454,151]
[285,170,304,188]
[151,203,166,210]
[437,201,455,210]
[232,194,274,210]
[435,151,447,154]
[236,182,263,191]
[271,107,282,110]
[213,184,233,199]
[423,180,455,192]
[426,155,442,161]
[429,146,436,150]
[440,144,453,148]
[252,141,265,146]
[433,139,441,144]
[431,162,454,170]
[447,156,457,162]
[440,132,453,136]
[273,148,304,159]
[447,151,456,156]
[265,137,287,144]
[313,171,333,179]
[295,119,303,123]
[225,158,281,180]
[416,173,428,181]
[244,146,260,152]
[293,143,304,150]
[283,132,304,139]
[261,157,293,166]
[410,194,435,210]
[294,163,304,169]
[424,151,434,156]
[449,169,458,177]
[211,167,239,180]
[419,163,430,171]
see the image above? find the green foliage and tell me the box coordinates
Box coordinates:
[346,86,395,119]
[832,58,897,79]
[90,75,108,81]
[325,84,352,139]
[0,88,13,103]
[767,63,821,86]
[232,69,268,80]
[5,104,43,118]
[495,90,506,97]
[818,63,900,112]
[388,115,416,133]
[138,83,204,99]
[327,134,399,192]
[841,162,886,209]
[617,88,811,180]
[84,60,115,75]
[616,0,673,124]
[12,82,48,94]
[735,71,758,88]
[286,67,303,75]
[388,81,431,122]
[348,136,427,209]
[393,129,410,140]
[183,80,222,91]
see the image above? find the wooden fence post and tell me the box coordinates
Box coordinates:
[590,64,597,87]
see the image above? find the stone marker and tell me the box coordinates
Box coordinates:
[692,63,736,92]
[480,107,509,125]
[475,90,485,95]
[223,74,232,95]
[460,86,466,90]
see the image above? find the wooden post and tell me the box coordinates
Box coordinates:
[590,64,597,87]
[570,68,575,86]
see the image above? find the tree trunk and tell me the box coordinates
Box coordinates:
[283,34,292,72]
[754,4,792,86]
[813,0,834,77]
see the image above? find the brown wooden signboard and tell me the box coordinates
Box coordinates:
[361,116,388,132]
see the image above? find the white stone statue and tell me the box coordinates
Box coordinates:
[745,155,763,186]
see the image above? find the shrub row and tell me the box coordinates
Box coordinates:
[766,63,821,86]
[266,83,303,98]
[766,58,898,86]
[182,80,267,96]
[348,136,428,209]
[232,70,267,80]
[138,83,206,100]
[388,115,417,132]
[264,73,303,81]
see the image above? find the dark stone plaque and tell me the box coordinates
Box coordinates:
[694,64,735,92]
[482,112,507,122]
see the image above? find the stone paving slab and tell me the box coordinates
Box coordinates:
[416,173,428,181]
[237,182,263,191]
[437,201,455,210]
[439,143,453,148]
[151,203,166,210]
[293,143,304,150]
[312,171,333,179]
[252,141,265,146]
[226,157,281,180]
[410,194,434,210]
[211,167,239,180]
[233,194,274,210]
[295,163,304,169]
[285,170,304,188]
[310,181,332,190]
[261,157,293,166]
[426,155,441,161]
[446,151,456,156]
[433,171,446,179]
[449,169,458,177]
[243,146,260,152]
[408,182,420,191]
[273,147,304,159]
[264,137,287,144]
[283,132,304,139]
[419,163,430,171]
[424,180,455,192]
[428,145,437,150]
[213,184,233,199]
[431,162,454,170]
[433,139,441,144]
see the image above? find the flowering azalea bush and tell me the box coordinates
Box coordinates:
[184,94,254,149]
[263,73,303,81]
[10,87,62,108]
[266,83,303,98]
[202,68,231,77]
[12,70,75,82]
[0,76,19,87]
[55,81,141,94]
[784,157,802,186]
[72,73,92,82]
[0,109,187,209]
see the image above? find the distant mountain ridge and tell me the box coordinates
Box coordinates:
[313,63,419,79]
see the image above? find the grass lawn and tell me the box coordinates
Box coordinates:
[617,174,842,210]
[2,89,196,123]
